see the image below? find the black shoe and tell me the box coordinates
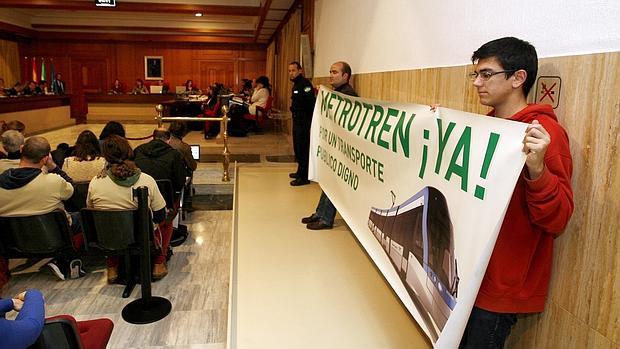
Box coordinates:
[289,172,299,179]
[301,214,321,224]
[290,178,310,186]
[306,221,333,230]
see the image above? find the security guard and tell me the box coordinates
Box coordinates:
[288,61,316,186]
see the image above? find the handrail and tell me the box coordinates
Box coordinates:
[154,103,231,182]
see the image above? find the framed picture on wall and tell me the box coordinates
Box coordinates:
[145,56,164,80]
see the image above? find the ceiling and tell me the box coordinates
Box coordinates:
[0,0,298,45]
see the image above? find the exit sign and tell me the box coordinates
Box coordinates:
[95,0,116,7]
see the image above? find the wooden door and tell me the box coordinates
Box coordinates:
[198,61,235,91]
[70,59,107,122]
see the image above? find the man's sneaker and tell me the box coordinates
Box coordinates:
[68,259,86,279]
[47,259,66,281]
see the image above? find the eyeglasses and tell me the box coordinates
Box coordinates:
[468,70,516,81]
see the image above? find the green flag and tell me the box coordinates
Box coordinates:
[41,58,46,82]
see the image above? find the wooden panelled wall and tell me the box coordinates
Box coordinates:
[18,41,266,94]
[0,39,19,86]
[314,51,620,349]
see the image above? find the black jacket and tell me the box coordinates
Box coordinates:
[134,139,186,192]
[335,83,358,97]
[290,74,316,114]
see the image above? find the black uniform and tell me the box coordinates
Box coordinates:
[290,74,316,181]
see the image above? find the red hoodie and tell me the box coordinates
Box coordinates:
[475,104,574,313]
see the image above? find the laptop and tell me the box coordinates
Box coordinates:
[150,85,163,94]
[175,86,186,94]
[190,145,200,160]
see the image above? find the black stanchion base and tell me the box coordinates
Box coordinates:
[122,297,172,324]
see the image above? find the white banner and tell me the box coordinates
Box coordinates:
[308,86,527,348]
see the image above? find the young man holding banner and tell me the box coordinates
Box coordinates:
[302,61,358,230]
[459,37,574,348]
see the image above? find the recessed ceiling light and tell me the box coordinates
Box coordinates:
[195,13,203,17]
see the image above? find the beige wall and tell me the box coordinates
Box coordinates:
[313,51,620,348]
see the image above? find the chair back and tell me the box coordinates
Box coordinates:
[64,181,90,212]
[28,316,83,349]
[156,179,175,209]
[80,208,137,251]
[0,210,74,256]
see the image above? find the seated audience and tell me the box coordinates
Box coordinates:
[229,76,271,135]
[6,82,24,97]
[0,131,24,172]
[202,83,224,139]
[0,289,45,349]
[98,121,126,144]
[0,136,84,281]
[184,79,200,95]
[130,79,149,95]
[0,78,7,97]
[168,121,197,212]
[22,81,42,96]
[39,80,52,95]
[62,130,106,182]
[110,79,125,94]
[1,120,26,135]
[239,78,253,100]
[87,135,168,282]
[168,121,197,174]
[134,128,186,194]
[1,289,114,349]
[155,79,169,94]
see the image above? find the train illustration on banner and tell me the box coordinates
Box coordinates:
[368,186,459,338]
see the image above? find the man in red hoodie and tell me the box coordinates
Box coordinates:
[459,37,574,348]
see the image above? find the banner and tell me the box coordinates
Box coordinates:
[308,86,527,348]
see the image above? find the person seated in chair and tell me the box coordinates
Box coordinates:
[130,79,148,95]
[62,130,106,182]
[168,121,197,175]
[0,130,24,173]
[229,76,271,135]
[183,79,201,95]
[0,137,84,282]
[0,289,44,349]
[110,79,125,95]
[168,121,197,213]
[202,83,223,139]
[1,288,114,349]
[87,135,169,282]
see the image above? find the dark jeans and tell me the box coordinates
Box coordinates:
[315,191,336,226]
[459,306,517,349]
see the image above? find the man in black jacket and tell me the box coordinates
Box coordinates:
[134,128,186,199]
[288,61,316,186]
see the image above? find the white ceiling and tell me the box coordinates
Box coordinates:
[0,0,297,44]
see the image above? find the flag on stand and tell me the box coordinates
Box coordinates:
[32,57,38,82]
[50,59,57,94]
[41,58,47,82]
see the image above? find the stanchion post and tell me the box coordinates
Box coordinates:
[221,105,231,182]
[155,104,163,127]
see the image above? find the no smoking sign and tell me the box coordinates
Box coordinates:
[535,76,561,109]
